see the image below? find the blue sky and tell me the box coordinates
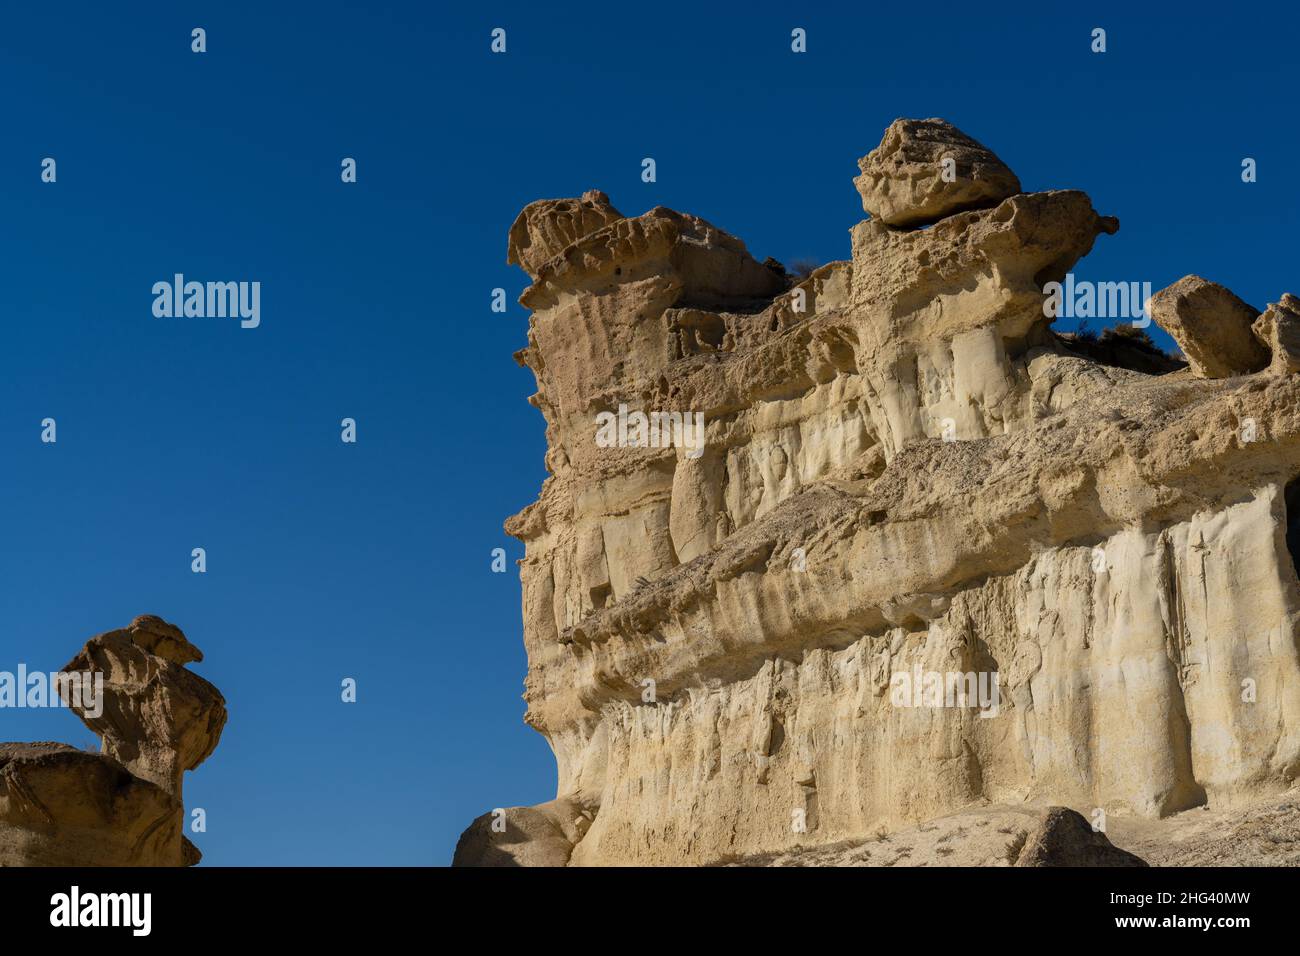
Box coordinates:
[0,2,1295,865]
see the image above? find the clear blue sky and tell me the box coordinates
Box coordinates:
[0,2,1295,865]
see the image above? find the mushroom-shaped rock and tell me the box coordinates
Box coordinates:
[61,615,227,799]
[4,619,226,866]
[854,118,1021,228]
[1148,275,1270,378]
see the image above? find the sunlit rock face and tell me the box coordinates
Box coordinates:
[455,117,1300,867]
[0,616,226,866]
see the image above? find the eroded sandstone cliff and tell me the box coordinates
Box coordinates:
[0,615,226,866]
[456,118,1300,866]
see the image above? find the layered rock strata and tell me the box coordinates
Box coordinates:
[456,117,1300,866]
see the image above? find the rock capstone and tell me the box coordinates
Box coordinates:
[1,615,225,866]
[853,117,1021,227]
[507,189,625,279]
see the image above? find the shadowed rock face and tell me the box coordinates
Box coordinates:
[457,116,1300,867]
[0,743,182,866]
[1013,807,1148,867]
[0,616,225,866]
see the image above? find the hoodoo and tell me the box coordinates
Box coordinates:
[1,615,226,866]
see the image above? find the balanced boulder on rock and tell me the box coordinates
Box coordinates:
[1148,275,1270,378]
[1,615,225,866]
[854,117,1021,227]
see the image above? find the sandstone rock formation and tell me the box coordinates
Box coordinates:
[458,117,1300,867]
[0,615,225,866]
[1012,807,1147,867]
[63,614,225,798]
[721,804,1148,867]
[1253,293,1300,376]
[507,190,625,279]
[854,118,1021,227]
[453,797,590,867]
[1148,274,1270,378]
